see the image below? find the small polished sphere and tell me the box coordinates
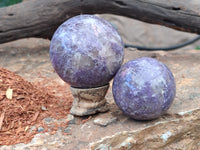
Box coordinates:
[112,57,176,120]
[49,15,124,88]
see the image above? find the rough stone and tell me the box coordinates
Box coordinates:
[2,44,200,149]
[41,106,47,111]
[90,109,200,149]
[37,127,45,133]
[43,117,54,124]
[70,84,109,116]
[93,113,117,127]
[63,126,72,134]
[66,114,75,124]
[29,126,36,133]
[42,115,75,127]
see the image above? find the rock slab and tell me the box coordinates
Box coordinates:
[93,113,117,127]
[1,37,200,149]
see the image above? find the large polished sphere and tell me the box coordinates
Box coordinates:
[50,15,124,88]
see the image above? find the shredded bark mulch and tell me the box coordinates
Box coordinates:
[0,67,73,145]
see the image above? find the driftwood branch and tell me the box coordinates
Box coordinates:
[0,0,200,44]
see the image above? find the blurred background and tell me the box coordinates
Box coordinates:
[1,0,200,51]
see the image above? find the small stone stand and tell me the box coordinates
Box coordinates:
[70,84,110,116]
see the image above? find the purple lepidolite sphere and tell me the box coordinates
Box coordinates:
[49,15,124,88]
[112,57,176,120]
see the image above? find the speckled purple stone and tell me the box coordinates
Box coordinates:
[112,57,176,120]
[49,15,124,88]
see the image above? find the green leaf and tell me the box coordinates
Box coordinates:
[0,0,22,8]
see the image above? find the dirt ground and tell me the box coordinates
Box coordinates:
[0,36,200,149]
[1,15,200,149]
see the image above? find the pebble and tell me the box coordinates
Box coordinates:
[37,127,45,132]
[66,114,75,124]
[29,126,36,133]
[43,117,54,124]
[63,126,72,133]
[43,115,75,125]
[93,113,117,127]
[41,106,47,111]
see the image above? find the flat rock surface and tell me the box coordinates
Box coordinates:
[1,28,200,149]
[93,113,117,127]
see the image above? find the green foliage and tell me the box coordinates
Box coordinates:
[0,0,22,8]
[195,46,200,50]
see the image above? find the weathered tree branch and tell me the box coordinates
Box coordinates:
[0,0,200,44]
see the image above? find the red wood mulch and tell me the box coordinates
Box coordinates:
[0,67,73,145]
